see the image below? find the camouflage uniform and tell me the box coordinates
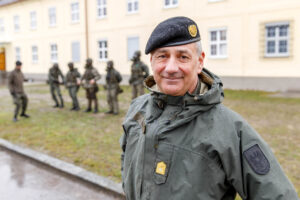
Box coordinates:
[129,51,149,99]
[48,63,64,108]
[66,62,81,111]
[8,61,29,122]
[81,58,101,113]
[104,61,122,115]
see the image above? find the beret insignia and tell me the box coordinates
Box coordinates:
[188,24,197,37]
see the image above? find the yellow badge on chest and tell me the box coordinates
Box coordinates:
[156,161,167,175]
[188,25,197,37]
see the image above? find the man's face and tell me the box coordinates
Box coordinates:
[150,43,204,96]
[16,65,22,70]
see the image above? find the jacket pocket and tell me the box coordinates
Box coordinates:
[153,142,174,185]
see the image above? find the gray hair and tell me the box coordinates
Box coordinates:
[195,41,202,56]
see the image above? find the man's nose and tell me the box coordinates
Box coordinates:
[165,56,179,73]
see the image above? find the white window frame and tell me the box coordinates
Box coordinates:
[265,22,289,58]
[71,2,80,23]
[164,0,178,8]
[97,0,107,19]
[98,40,108,61]
[209,28,227,59]
[32,45,38,63]
[50,44,58,63]
[13,15,20,32]
[0,18,4,33]
[71,41,80,62]
[15,47,21,61]
[127,0,139,14]
[48,7,57,27]
[127,36,139,60]
[30,11,37,30]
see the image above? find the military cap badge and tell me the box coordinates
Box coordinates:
[188,24,197,37]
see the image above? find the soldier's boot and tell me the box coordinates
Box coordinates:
[93,100,98,113]
[85,99,92,112]
[59,96,64,108]
[20,113,30,118]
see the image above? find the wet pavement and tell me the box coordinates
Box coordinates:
[0,147,122,200]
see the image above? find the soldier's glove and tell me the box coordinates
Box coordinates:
[10,92,16,97]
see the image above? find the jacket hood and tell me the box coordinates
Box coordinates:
[144,68,224,108]
[139,67,224,132]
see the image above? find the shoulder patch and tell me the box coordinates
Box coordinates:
[243,144,270,175]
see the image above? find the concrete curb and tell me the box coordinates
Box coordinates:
[0,138,124,197]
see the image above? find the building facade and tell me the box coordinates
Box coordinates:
[0,0,300,90]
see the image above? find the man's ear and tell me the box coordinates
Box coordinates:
[197,52,205,73]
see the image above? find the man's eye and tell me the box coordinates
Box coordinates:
[181,55,189,59]
[157,55,166,58]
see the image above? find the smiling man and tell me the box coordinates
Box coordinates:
[120,16,298,200]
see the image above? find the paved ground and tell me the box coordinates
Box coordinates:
[0,147,121,200]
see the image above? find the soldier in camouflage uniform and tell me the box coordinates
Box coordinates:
[80,58,101,113]
[8,61,30,122]
[129,50,149,99]
[104,60,122,115]
[65,62,81,111]
[48,63,64,108]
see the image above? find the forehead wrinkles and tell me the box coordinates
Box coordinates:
[153,44,196,55]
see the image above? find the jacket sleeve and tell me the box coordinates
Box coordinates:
[116,71,122,83]
[221,116,299,199]
[7,71,14,93]
[92,68,101,81]
[142,63,149,78]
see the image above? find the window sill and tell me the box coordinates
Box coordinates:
[209,55,228,59]
[163,5,178,9]
[97,16,107,20]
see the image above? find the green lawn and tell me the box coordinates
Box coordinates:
[0,84,299,197]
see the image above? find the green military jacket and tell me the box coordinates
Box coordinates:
[120,68,298,200]
[129,61,149,86]
[66,68,81,87]
[106,68,122,90]
[48,67,64,85]
[8,69,25,94]
[81,66,101,89]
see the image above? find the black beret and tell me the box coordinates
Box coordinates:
[16,61,22,66]
[145,16,201,54]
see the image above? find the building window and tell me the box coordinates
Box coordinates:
[97,0,107,18]
[164,0,178,8]
[13,15,20,32]
[71,2,80,23]
[15,47,21,61]
[50,44,58,62]
[127,0,139,13]
[0,18,4,33]
[32,46,38,63]
[98,40,108,61]
[209,28,227,58]
[30,11,37,30]
[71,41,80,62]
[265,22,289,57]
[127,37,139,60]
[49,7,56,26]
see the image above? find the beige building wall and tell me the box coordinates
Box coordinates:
[0,0,300,82]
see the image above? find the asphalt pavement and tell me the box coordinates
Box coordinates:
[0,147,121,200]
